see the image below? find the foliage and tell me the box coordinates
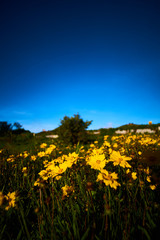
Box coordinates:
[116,123,160,131]
[0,122,13,136]
[99,128,115,136]
[58,114,92,145]
[13,122,22,130]
[0,121,24,136]
[0,132,160,239]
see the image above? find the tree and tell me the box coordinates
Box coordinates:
[0,121,13,136]
[0,121,24,136]
[13,122,22,130]
[58,114,92,145]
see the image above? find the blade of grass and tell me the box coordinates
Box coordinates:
[0,224,6,239]
[81,226,90,240]
[138,225,151,240]
[19,203,31,240]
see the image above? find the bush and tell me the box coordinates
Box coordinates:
[58,114,92,145]
[13,132,33,144]
[0,121,24,136]
[0,122,12,136]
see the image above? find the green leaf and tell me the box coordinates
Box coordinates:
[81,226,90,240]
[16,229,22,240]
[146,212,156,229]
[138,225,151,240]
[0,224,6,239]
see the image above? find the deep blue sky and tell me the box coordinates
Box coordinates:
[1,0,160,132]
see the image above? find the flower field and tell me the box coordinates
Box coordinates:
[0,133,160,239]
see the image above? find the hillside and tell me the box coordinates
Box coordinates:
[36,123,160,137]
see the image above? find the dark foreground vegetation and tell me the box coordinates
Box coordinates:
[0,117,160,239]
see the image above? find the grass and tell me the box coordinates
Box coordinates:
[0,132,160,239]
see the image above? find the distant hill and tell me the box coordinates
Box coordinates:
[115,123,160,131]
[36,127,60,137]
[36,123,160,137]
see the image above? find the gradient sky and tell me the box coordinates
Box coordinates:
[1,0,160,133]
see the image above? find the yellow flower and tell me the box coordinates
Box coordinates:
[144,167,150,175]
[146,176,151,182]
[45,144,56,155]
[90,144,95,148]
[109,148,113,154]
[34,178,45,188]
[97,169,120,189]
[132,172,137,180]
[31,155,36,161]
[43,160,49,166]
[49,144,56,149]
[103,141,111,148]
[61,185,74,199]
[125,138,131,144]
[113,143,118,148]
[138,151,142,155]
[22,167,27,177]
[86,153,106,170]
[91,147,104,155]
[38,169,49,181]
[126,169,130,174]
[54,156,64,164]
[37,151,46,158]
[45,148,52,155]
[23,151,29,158]
[80,149,85,153]
[7,155,15,163]
[47,162,68,179]
[65,152,79,165]
[22,167,27,173]
[104,135,109,141]
[150,185,156,190]
[148,121,152,125]
[40,143,47,148]
[120,147,125,154]
[109,151,132,168]
[5,192,17,210]
[55,176,62,180]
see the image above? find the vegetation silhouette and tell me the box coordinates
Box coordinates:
[58,114,92,145]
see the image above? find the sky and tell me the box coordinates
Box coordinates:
[0,0,160,133]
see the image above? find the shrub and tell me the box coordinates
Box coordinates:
[0,122,12,136]
[58,114,92,145]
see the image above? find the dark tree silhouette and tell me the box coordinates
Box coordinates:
[13,122,22,130]
[0,121,13,136]
[58,114,92,145]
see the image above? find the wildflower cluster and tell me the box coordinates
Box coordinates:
[34,152,79,185]
[0,131,159,239]
[0,191,17,210]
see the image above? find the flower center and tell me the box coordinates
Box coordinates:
[58,168,63,174]
[96,160,101,164]
[118,158,123,162]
